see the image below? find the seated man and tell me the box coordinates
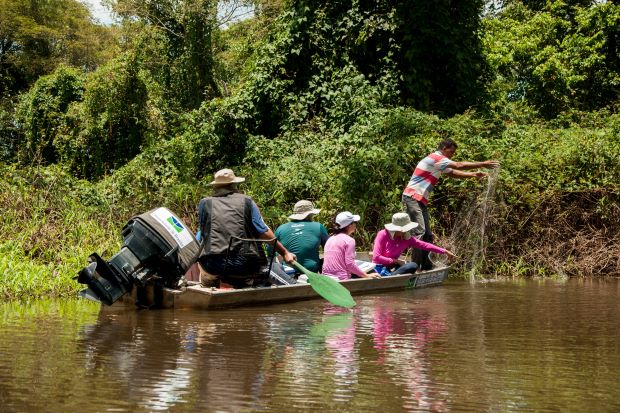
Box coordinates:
[274,200,329,273]
[197,169,296,288]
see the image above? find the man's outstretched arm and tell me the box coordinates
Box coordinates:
[448,159,500,170]
[444,169,489,180]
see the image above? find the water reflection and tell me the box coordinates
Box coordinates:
[369,298,449,411]
[80,309,273,411]
[2,279,620,412]
[320,308,358,398]
[78,299,453,411]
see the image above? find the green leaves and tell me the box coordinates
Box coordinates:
[53,54,149,179]
[483,2,620,118]
[0,0,117,96]
[15,65,85,166]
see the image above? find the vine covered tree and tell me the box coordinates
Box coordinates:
[112,0,221,109]
[0,0,116,96]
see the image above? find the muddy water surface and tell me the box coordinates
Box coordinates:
[1,278,620,412]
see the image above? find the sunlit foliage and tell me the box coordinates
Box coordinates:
[1,0,620,298]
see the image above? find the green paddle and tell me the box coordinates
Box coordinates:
[309,313,354,338]
[292,261,356,308]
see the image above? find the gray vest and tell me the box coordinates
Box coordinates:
[198,192,264,258]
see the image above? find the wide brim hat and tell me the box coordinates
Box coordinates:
[209,168,245,186]
[385,212,418,232]
[289,200,321,220]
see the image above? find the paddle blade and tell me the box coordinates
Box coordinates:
[293,262,356,308]
[309,313,354,338]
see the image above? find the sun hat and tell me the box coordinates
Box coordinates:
[209,168,245,186]
[335,211,360,229]
[384,212,419,233]
[289,200,321,220]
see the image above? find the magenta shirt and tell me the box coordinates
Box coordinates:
[371,229,446,266]
[322,233,366,280]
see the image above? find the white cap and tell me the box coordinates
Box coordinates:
[335,211,360,229]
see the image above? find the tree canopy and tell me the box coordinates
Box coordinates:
[0,0,117,96]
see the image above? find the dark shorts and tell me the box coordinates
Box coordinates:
[199,254,267,288]
[199,254,296,287]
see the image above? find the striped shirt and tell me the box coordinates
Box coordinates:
[403,151,453,205]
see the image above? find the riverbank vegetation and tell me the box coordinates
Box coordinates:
[1,0,619,299]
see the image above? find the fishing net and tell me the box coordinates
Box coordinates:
[431,168,501,281]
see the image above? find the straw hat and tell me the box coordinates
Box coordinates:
[384,213,418,232]
[289,200,321,220]
[335,211,360,229]
[209,168,245,186]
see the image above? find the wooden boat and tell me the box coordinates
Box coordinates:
[108,264,450,310]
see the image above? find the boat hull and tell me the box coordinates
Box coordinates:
[107,266,449,310]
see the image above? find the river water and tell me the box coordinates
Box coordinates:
[1,278,620,412]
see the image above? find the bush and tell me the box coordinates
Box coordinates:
[54,55,148,179]
[15,66,85,165]
[0,165,123,299]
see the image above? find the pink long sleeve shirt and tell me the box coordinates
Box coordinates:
[372,229,446,266]
[322,233,366,280]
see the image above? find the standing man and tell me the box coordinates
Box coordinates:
[197,168,297,288]
[402,138,499,269]
[274,200,329,273]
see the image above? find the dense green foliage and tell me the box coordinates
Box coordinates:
[57,56,149,178]
[484,2,620,118]
[0,165,121,299]
[113,0,221,110]
[15,66,84,165]
[0,0,119,163]
[1,0,619,299]
[0,0,117,96]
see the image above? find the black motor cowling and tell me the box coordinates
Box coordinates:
[76,207,199,305]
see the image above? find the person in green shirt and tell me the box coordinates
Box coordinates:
[274,200,329,273]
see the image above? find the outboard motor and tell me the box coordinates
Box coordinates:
[76,207,199,305]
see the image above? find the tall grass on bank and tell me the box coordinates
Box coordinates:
[0,166,123,300]
[2,107,620,299]
[0,164,204,300]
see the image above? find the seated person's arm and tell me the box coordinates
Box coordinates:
[346,241,379,279]
[372,231,397,267]
[251,202,296,263]
[409,238,457,260]
[260,229,296,263]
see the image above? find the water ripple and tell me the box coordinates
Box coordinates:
[2,280,620,412]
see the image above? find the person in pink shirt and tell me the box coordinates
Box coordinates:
[322,211,381,281]
[372,213,456,276]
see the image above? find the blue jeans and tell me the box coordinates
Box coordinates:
[269,263,297,285]
[375,262,418,276]
[393,262,418,275]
